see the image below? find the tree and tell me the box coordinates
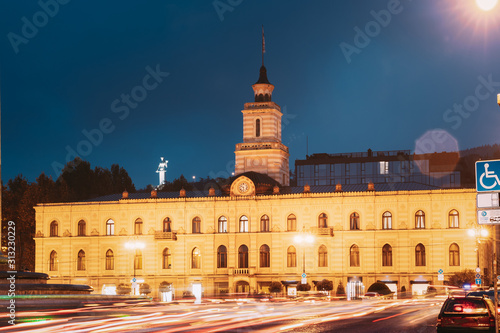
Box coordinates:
[316,279,334,293]
[449,269,476,288]
[270,281,283,296]
[336,281,345,296]
[297,283,311,291]
[367,282,392,295]
[116,283,131,295]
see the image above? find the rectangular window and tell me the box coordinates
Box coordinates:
[380,161,389,175]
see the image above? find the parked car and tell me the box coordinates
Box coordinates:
[436,296,499,332]
[467,290,500,303]
[363,292,381,299]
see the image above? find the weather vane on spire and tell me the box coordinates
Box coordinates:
[262,25,265,66]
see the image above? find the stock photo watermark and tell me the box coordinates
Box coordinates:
[339,0,412,64]
[51,64,170,177]
[213,0,244,21]
[442,74,500,130]
[6,221,16,325]
[414,73,499,155]
[7,0,71,54]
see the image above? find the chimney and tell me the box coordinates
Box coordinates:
[273,185,279,194]
[303,184,310,193]
[335,183,342,192]
[209,187,215,196]
[151,189,157,198]
[367,182,375,191]
[180,188,186,198]
[122,190,129,199]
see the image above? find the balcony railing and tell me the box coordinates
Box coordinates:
[311,227,334,237]
[154,231,177,240]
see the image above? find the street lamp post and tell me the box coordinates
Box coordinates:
[495,94,500,332]
[125,240,145,295]
[468,228,490,275]
[468,226,498,330]
[294,231,314,276]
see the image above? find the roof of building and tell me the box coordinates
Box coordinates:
[255,65,271,84]
[83,181,449,202]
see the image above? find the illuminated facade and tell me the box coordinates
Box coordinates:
[34,58,485,300]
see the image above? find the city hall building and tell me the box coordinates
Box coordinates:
[35,60,485,300]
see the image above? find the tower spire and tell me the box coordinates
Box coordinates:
[262,25,265,66]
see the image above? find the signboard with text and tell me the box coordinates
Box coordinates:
[478,209,500,224]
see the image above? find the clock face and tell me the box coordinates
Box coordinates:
[238,182,249,193]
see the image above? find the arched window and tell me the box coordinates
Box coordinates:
[78,220,86,236]
[318,245,328,267]
[287,214,296,231]
[260,215,270,232]
[256,118,261,137]
[238,245,249,268]
[415,243,426,266]
[287,246,296,267]
[163,217,172,232]
[134,218,143,235]
[77,250,86,270]
[260,244,270,268]
[449,243,460,266]
[415,210,425,229]
[318,213,328,228]
[106,249,114,270]
[49,250,58,271]
[50,221,58,237]
[134,249,143,270]
[239,215,249,233]
[350,213,360,230]
[382,211,392,230]
[192,248,201,269]
[106,219,115,236]
[217,245,227,268]
[448,210,459,228]
[218,216,228,233]
[192,217,201,233]
[350,245,360,267]
[382,244,392,266]
[163,248,171,269]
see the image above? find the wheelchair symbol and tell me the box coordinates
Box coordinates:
[479,163,500,190]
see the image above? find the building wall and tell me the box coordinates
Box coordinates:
[34,188,484,298]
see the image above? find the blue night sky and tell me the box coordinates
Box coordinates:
[1,0,500,189]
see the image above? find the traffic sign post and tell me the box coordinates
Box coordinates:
[476,278,482,285]
[475,159,500,333]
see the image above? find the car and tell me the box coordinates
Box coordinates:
[467,290,500,303]
[436,296,499,332]
[363,292,381,299]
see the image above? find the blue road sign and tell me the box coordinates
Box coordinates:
[476,160,500,192]
[476,273,481,279]
[132,277,137,282]
[438,269,443,274]
[301,273,307,278]
[476,278,482,285]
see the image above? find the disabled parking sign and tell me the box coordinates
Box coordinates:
[476,160,500,192]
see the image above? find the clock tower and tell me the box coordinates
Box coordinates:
[234,33,290,186]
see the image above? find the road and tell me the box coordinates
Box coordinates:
[0,297,443,332]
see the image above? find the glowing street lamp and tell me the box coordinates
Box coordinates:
[294,233,314,274]
[468,227,490,270]
[125,240,145,295]
[476,0,498,11]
